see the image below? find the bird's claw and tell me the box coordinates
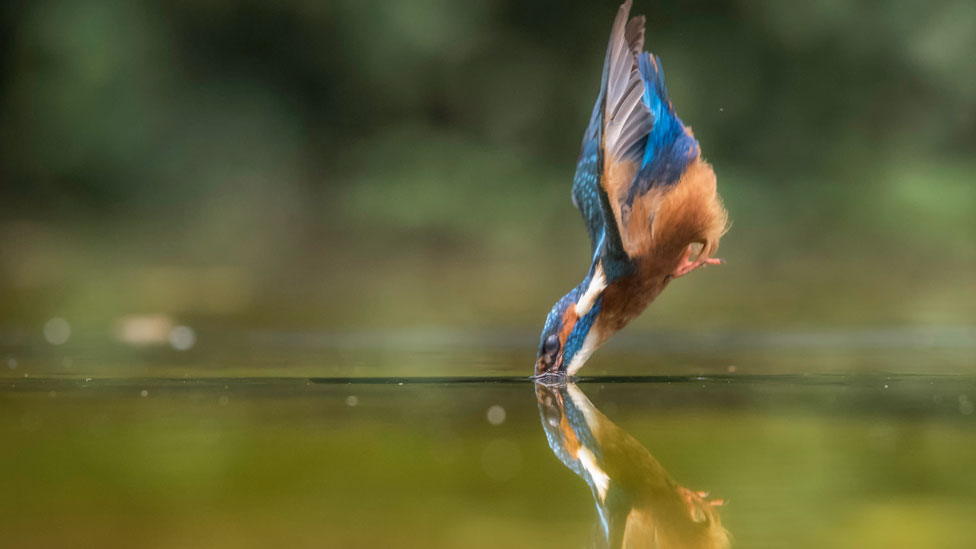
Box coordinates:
[671,246,724,279]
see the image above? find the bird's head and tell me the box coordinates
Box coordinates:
[535,266,607,377]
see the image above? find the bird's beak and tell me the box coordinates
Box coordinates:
[534,384,568,432]
[535,354,564,377]
[534,356,549,376]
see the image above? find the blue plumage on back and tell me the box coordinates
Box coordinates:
[627,52,700,205]
[639,54,676,168]
[571,98,605,256]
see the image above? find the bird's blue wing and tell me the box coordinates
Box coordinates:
[572,1,701,272]
[590,1,700,263]
[573,97,607,254]
[571,1,647,274]
[623,52,699,208]
[570,98,608,257]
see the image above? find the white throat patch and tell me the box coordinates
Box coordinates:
[575,263,607,318]
[565,327,602,376]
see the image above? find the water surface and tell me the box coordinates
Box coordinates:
[3,370,974,548]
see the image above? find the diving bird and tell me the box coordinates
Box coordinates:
[536,383,730,548]
[535,1,729,377]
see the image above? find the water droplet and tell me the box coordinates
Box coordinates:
[43,317,71,345]
[7,358,16,370]
[486,405,506,425]
[140,389,148,397]
[345,395,359,407]
[169,326,196,351]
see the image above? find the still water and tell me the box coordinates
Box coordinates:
[3,368,974,548]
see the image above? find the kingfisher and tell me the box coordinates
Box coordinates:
[535,1,729,377]
[535,383,730,548]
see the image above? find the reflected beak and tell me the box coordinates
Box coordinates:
[535,383,564,419]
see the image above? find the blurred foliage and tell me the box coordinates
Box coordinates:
[1,0,975,345]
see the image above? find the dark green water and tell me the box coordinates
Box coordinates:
[2,369,975,548]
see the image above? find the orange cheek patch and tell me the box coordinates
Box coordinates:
[559,306,578,345]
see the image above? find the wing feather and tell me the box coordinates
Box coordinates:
[571,1,707,272]
[603,5,652,169]
[598,1,653,261]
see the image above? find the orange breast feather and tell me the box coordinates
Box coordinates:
[648,158,728,264]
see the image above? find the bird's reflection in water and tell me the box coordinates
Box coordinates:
[536,383,730,549]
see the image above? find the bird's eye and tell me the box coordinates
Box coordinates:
[543,334,560,355]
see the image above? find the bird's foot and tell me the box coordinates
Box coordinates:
[671,246,724,279]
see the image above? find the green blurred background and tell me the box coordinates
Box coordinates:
[2,4,975,546]
[1,0,975,374]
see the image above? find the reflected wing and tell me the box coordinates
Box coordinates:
[536,383,732,549]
